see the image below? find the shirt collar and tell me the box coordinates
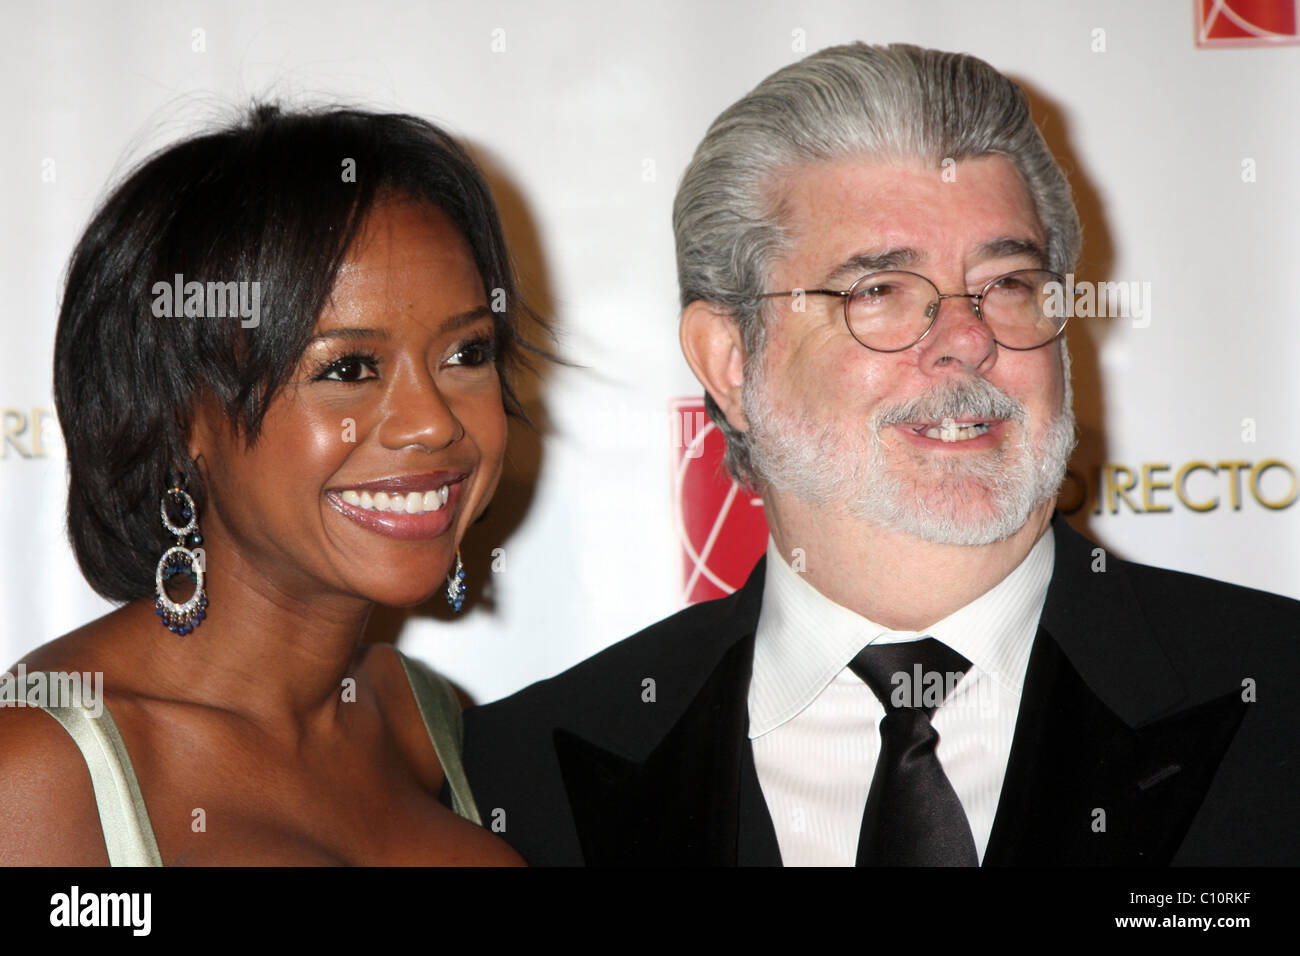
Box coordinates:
[749,528,1054,737]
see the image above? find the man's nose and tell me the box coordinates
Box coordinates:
[377,365,464,452]
[916,293,997,373]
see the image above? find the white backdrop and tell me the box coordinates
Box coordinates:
[2,0,1297,706]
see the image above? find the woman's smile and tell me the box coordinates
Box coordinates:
[326,471,468,540]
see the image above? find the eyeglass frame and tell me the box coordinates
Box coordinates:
[755,268,1070,352]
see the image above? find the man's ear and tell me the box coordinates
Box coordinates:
[680,300,749,433]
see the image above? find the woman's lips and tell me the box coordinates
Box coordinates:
[325,476,464,541]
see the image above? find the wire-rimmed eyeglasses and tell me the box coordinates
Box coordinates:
[757,269,1069,352]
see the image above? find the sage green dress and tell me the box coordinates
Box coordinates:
[22,651,480,865]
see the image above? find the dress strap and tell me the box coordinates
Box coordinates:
[396,652,483,826]
[26,675,163,866]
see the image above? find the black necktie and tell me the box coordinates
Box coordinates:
[849,638,979,866]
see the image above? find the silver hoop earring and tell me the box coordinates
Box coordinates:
[154,480,207,634]
[446,551,466,613]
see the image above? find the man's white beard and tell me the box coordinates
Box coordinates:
[743,349,1077,546]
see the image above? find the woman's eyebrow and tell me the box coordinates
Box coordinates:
[307,327,388,344]
[307,306,493,345]
[440,305,495,331]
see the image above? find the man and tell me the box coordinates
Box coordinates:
[461,43,1300,865]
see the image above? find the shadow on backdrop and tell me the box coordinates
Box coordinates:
[1018,77,1126,557]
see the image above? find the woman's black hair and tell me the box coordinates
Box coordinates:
[53,104,547,602]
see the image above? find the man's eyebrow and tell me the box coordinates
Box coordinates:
[822,248,919,288]
[974,237,1049,267]
[306,306,494,345]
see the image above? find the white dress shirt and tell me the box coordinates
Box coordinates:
[748,529,1054,866]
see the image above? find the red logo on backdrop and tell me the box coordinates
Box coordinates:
[1195,0,1299,46]
[670,398,769,605]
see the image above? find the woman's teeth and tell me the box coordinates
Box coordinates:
[920,421,992,442]
[339,486,450,514]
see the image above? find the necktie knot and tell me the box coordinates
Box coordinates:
[849,637,972,718]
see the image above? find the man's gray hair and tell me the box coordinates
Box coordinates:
[673,42,1081,487]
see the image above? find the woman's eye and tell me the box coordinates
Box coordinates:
[318,355,379,382]
[447,336,498,368]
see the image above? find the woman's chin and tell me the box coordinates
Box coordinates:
[362,579,449,610]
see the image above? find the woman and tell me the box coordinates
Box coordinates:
[0,105,543,865]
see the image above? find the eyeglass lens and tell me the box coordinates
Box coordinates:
[846,270,1065,351]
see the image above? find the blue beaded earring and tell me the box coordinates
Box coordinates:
[445,551,466,612]
[154,477,208,634]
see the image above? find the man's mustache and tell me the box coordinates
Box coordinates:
[874,377,1027,428]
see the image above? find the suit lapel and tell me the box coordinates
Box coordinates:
[737,729,783,866]
[554,560,780,866]
[985,516,1250,865]
[555,635,779,865]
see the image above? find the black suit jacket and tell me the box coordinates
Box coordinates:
[462,514,1300,865]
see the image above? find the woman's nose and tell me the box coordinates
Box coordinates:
[377,366,464,451]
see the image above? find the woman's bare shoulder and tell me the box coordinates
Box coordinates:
[0,704,111,865]
[18,603,140,673]
[0,607,146,864]
[438,813,528,866]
